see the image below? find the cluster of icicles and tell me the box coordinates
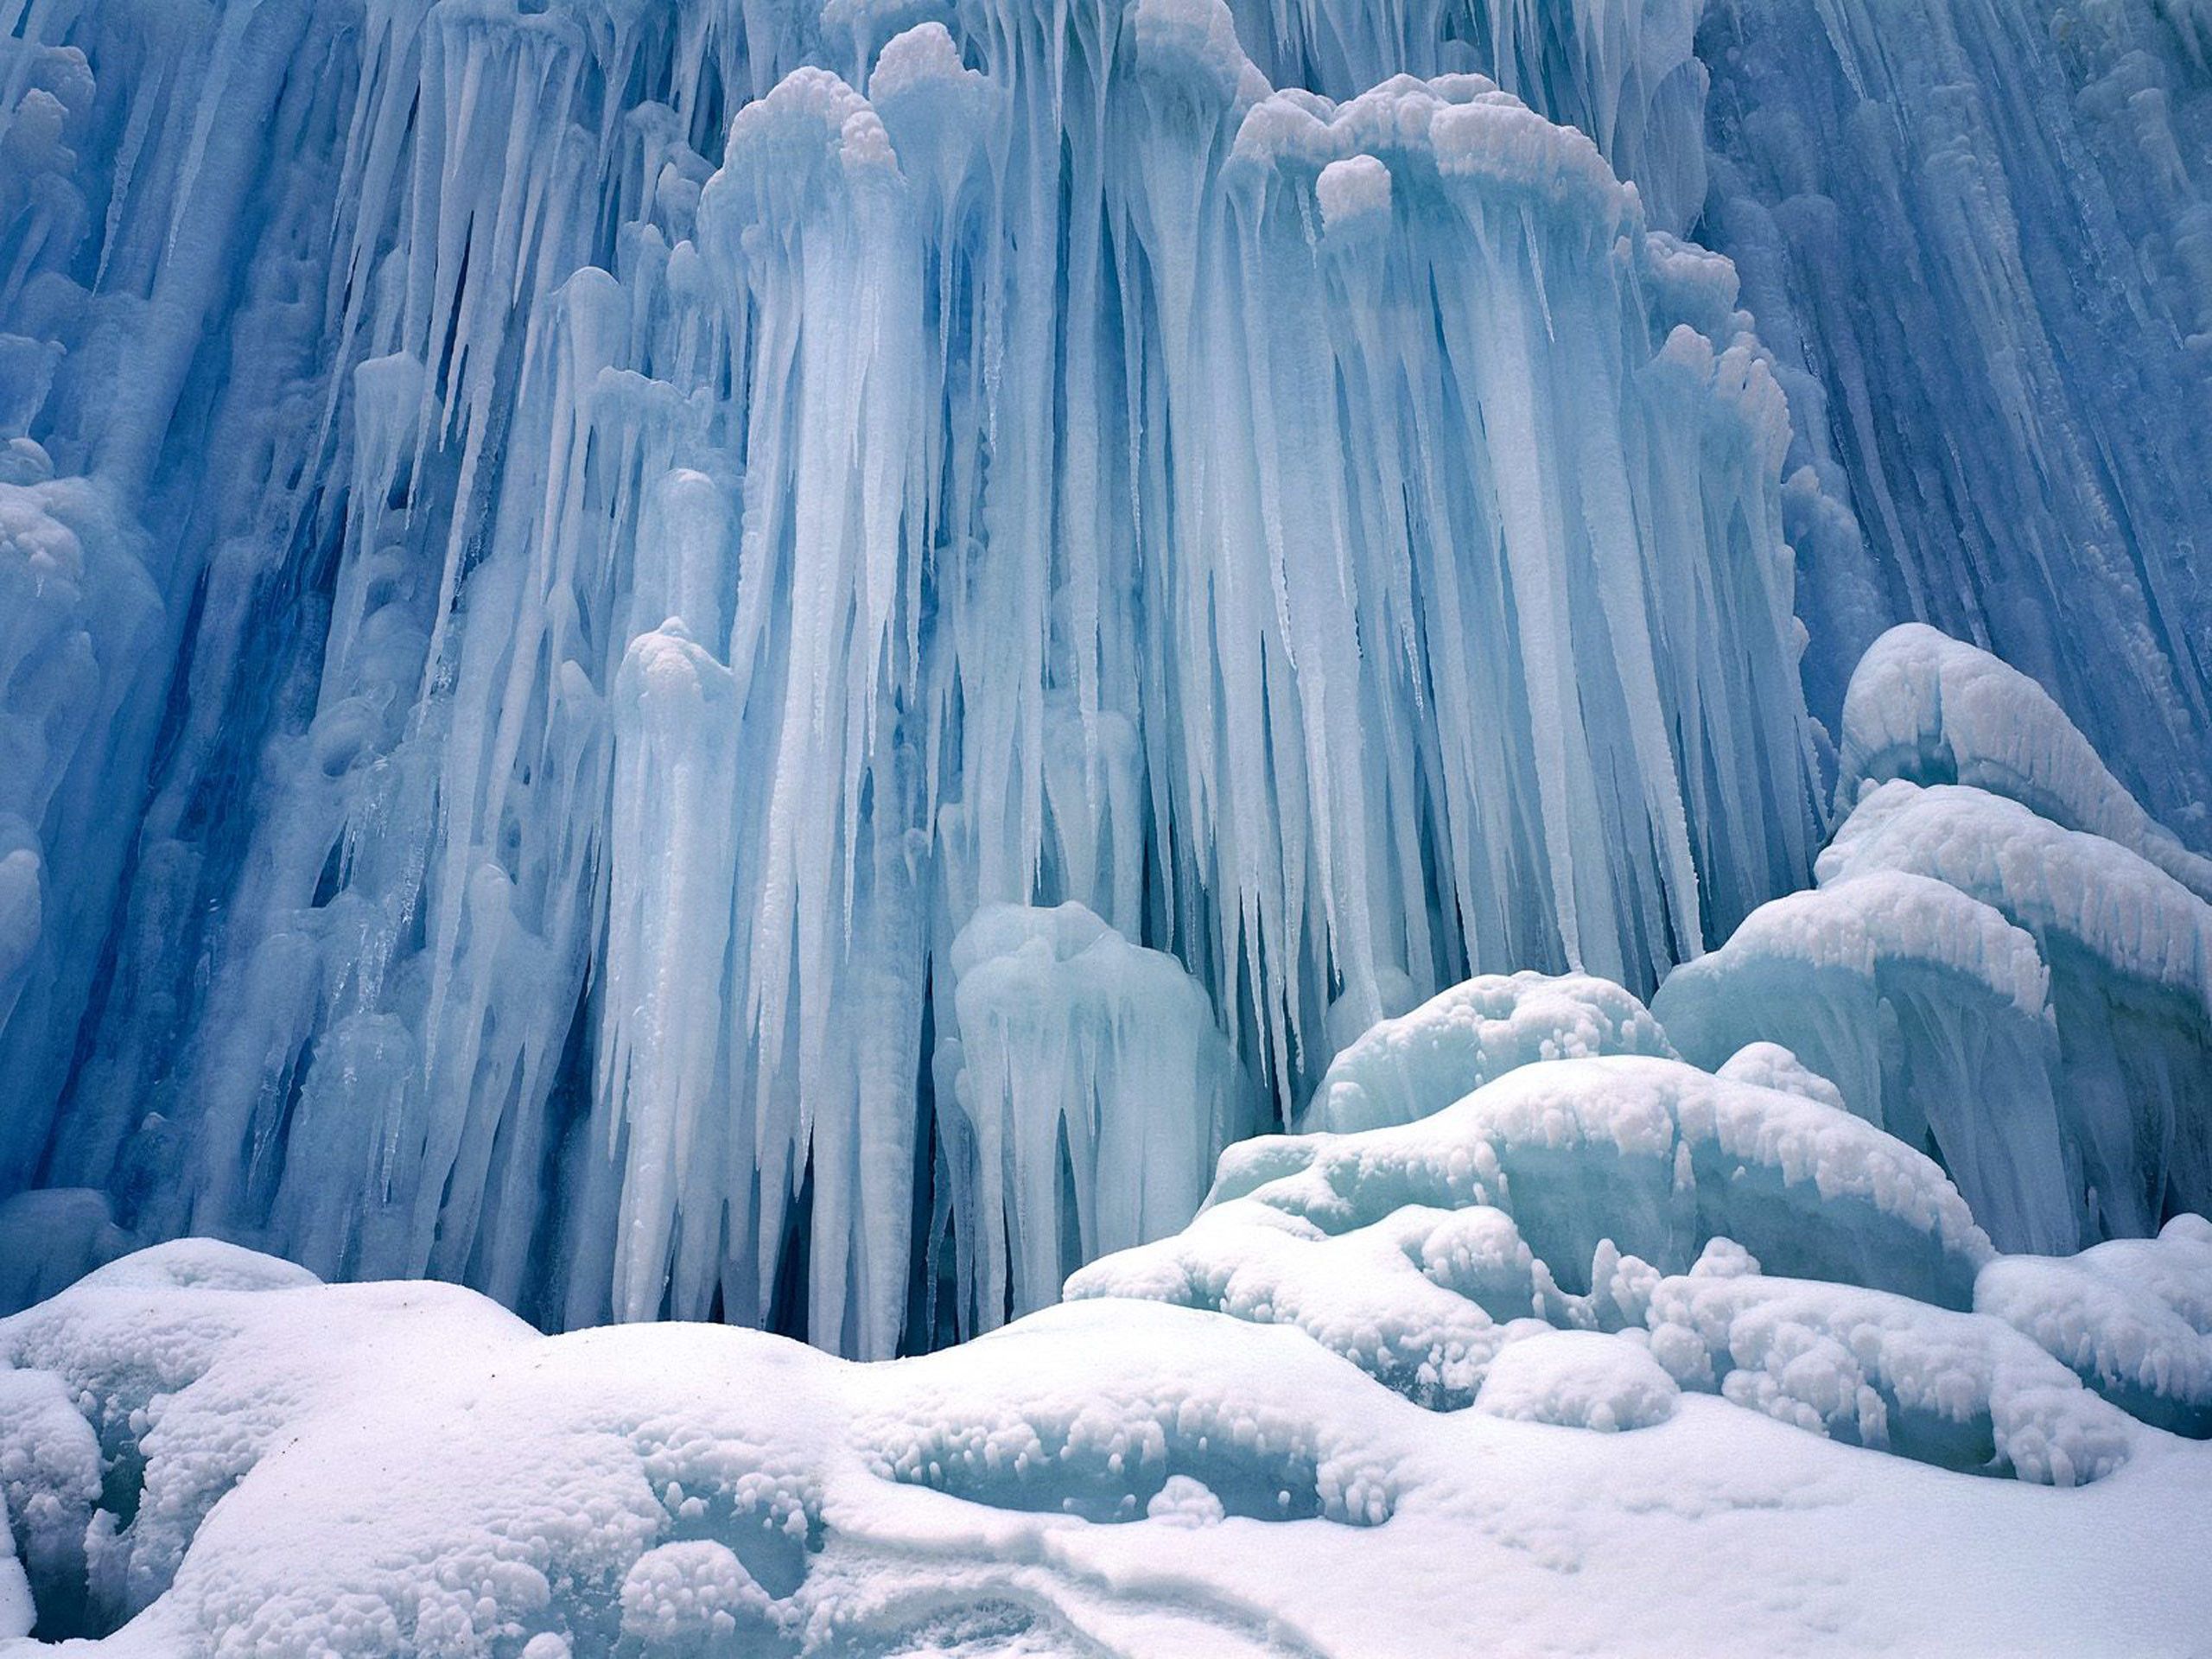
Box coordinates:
[1,0,1828,1353]
[11,0,2209,1362]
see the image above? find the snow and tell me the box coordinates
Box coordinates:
[1975,1220,2212,1438]
[1839,625,2212,903]
[1819,780,2212,1238]
[1473,1330,1679,1433]
[2,1218,2207,1655]
[6,630,2211,1642]
[1302,970,1675,1135]
[1643,1270,2134,1487]
[1653,872,2076,1255]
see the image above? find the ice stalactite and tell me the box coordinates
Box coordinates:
[934,903,1259,1333]
[1819,781,2212,1244]
[1654,872,2078,1256]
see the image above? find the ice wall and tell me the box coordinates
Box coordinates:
[0,0,1825,1351]
[1700,0,2212,810]
[4,0,2209,1356]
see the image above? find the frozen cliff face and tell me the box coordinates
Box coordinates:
[1698,0,2212,810]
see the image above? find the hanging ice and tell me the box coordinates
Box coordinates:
[0,0,1829,1349]
[1656,626,2212,1255]
[932,903,1259,1335]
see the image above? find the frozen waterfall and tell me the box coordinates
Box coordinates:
[3,0,2210,1362]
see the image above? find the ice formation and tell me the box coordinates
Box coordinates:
[0,0,1840,1349]
[5,0,2212,1642]
[1657,625,2212,1256]
[931,902,1258,1336]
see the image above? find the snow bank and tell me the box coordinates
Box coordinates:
[1473,1330,1679,1432]
[1645,1267,2133,1485]
[1976,1218,2212,1438]
[4,1214,2206,1654]
[1075,1052,1996,1415]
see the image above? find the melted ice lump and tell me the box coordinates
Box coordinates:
[8,636,2212,1653]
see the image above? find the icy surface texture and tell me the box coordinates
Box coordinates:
[0,0,1831,1351]
[4,1231,2211,1655]
[1698,0,2212,810]
[1838,625,2212,901]
[1975,1218,2212,1438]
[1472,1329,1679,1432]
[11,640,2212,1638]
[1653,873,2077,1255]
[1818,783,2212,1243]
[932,903,1259,1333]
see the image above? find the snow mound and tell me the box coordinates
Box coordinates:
[1976,1221,2212,1438]
[1646,1271,2133,1485]
[1074,1053,1994,1410]
[1474,1331,1679,1432]
[1712,1042,1847,1112]
[1301,971,1675,1134]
